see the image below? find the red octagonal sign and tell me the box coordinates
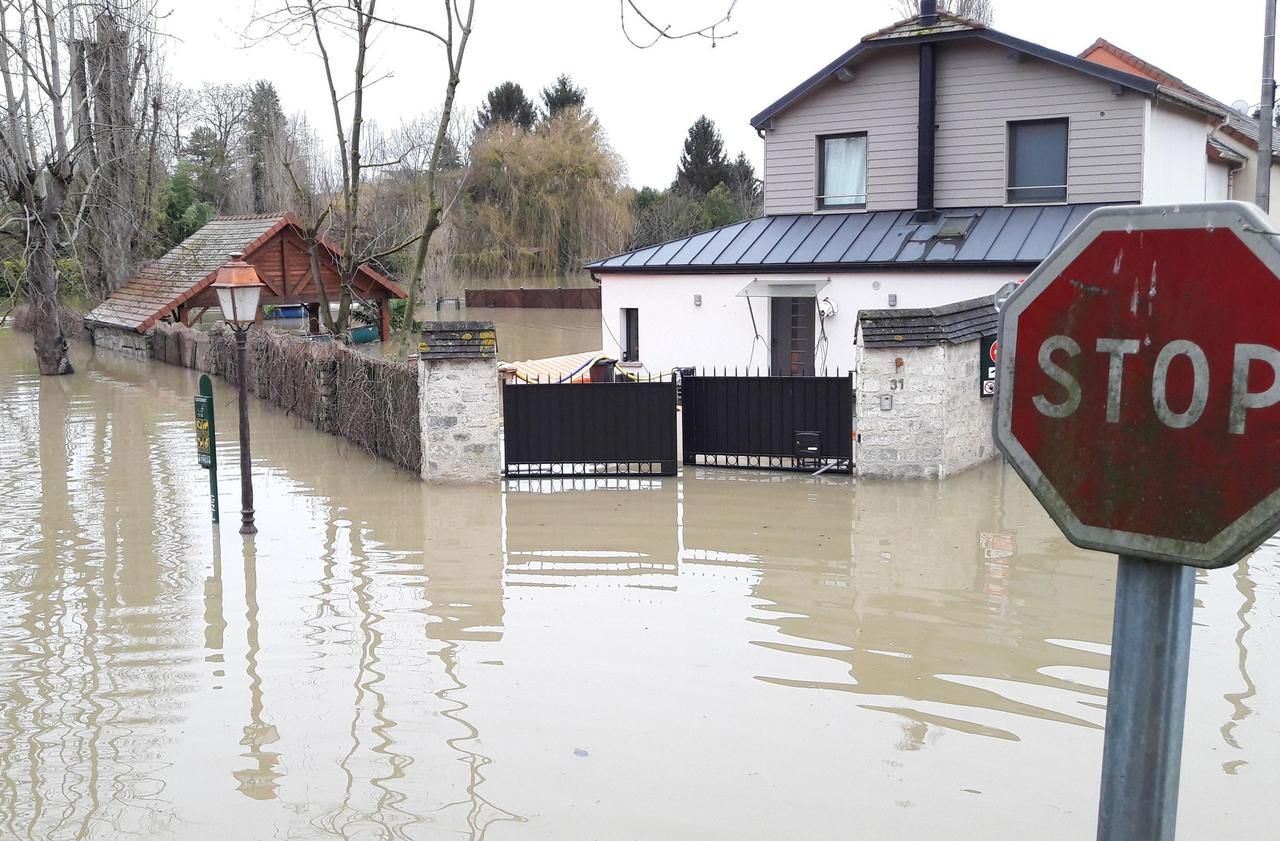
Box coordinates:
[995,202,1280,569]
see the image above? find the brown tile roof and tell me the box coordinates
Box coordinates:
[1224,112,1280,155]
[1079,38,1229,116]
[87,213,405,333]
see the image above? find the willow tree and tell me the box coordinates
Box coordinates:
[453,108,632,277]
[0,0,159,375]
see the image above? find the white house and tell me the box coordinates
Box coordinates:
[588,6,1249,377]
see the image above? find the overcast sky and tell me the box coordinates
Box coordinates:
[162,0,1272,189]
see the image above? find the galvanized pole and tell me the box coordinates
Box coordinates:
[235,329,257,535]
[1258,0,1277,212]
[1096,555,1195,841]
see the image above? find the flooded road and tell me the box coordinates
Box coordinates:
[1,325,1278,840]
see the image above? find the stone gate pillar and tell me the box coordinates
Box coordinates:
[418,321,501,482]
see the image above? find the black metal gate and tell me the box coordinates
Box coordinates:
[503,381,678,477]
[681,374,853,472]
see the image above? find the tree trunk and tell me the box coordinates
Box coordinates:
[29,227,73,376]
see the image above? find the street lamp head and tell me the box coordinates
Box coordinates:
[212,252,265,331]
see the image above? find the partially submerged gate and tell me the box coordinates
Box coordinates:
[502,381,678,477]
[681,374,853,473]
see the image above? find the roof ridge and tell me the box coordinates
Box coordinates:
[209,213,289,221]
[862,10,984,42]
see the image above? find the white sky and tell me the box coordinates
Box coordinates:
[162,0,1273,189]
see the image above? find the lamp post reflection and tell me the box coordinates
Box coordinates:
[233,537,282,799]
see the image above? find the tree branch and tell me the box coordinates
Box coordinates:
[619,0,738,49]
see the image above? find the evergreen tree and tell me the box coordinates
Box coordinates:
[475,82,538,131]
[541,74,587,119]
[246,81,286,213]
[184,125,233,209]
[158,162,215,248]
[674,115,730,196]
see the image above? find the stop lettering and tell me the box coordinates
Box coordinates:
[994,203,1280,568]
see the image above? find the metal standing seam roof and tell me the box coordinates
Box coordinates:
[86,213,405,333]
[587,204,1113,274]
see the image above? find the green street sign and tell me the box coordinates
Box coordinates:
[195,374,220,524]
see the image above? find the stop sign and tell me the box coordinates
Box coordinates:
[994,202,1280,568]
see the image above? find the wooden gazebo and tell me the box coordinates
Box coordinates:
[86,213,405,340]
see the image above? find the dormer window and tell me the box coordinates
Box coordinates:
[817,133,867,210]
[1007,118,1068,204]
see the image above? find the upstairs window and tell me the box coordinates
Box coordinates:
[1007,118,1068,204]
[818,133,867,210]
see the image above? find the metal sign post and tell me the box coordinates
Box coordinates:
[993,202,1280,841]
[195,374,220,524]
[1096,557,1194,841]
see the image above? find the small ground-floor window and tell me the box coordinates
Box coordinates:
[621,307,640,362]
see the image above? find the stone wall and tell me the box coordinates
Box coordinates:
[857,344,947,479]
[941,338,995,475]
[419,356,501,482]
[856,339,994,480]
[90,325,151,361]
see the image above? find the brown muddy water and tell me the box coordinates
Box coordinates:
[1,326,1278,841]
[418,307,601,363]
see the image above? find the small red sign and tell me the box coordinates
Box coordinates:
[994,203,1280,568]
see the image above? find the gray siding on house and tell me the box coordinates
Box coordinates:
[764,49,918,215]
[935,41,1145,207]
[762,40,1148,214]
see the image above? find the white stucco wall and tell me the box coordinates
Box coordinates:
[1142,101,1215,204]
[1206,160,1233,202]
[599,270,1022,375]
[1221,128,1280,225]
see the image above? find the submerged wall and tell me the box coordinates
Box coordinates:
[855,297,998,480]
[418,321,501,482]
[90,325,151,361]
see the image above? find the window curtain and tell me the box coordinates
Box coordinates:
[822,136,867,206]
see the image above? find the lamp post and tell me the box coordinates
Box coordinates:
[212,252,265,536]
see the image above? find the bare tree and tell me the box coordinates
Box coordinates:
[257,0,475,345]
[397,1,475,351]
[71,8,162,298]
[0,0,159,375]
[892,0,994,24]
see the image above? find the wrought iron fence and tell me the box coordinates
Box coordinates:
[502,380,678,477]
[681,372,854,473]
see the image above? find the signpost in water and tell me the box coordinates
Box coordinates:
[993,202,1280,841]
[194,374,219,524]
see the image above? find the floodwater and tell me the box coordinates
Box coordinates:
[1,326,1278,841]
[419,307,601,362]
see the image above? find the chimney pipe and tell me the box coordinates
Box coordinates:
[920,0,939,24]
[917,43,937,210]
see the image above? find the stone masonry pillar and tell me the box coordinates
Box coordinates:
[418,321,500,482]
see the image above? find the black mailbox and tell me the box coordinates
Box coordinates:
[795,430,821,458]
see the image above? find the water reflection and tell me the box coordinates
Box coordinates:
[2,327,1280,841]
[233,537,282,800]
